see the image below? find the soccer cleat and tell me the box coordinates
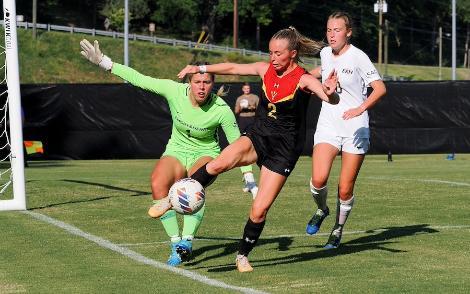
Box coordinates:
[175,239,193,262]
[235,254,253,273]
[243,181,258,199]
[306,207,329,235]
[167,243,182,266]
[148,197,172,218]
[324,226,342,249]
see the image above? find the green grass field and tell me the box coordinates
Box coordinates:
[1,154,469,293]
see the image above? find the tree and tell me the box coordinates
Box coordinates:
[100,0,150,31]
[457,0,470,67]
[213,0,300,48]
[150,0,198,34]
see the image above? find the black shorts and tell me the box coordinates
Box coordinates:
[244,127,301,177]
[237,116,256,134]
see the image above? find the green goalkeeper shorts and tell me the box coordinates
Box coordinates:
[162,148,219,171]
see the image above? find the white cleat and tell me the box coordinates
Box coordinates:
[148,197,171,218]
[235,254,253,273]
[249,186,258,199]
[243,181,258,199]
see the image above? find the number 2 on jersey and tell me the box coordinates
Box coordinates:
[267,103,277,119]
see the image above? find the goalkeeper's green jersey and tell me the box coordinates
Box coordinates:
[111,63,241,154]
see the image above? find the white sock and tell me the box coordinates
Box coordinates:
[170,236,181,243]
[310,179,328,211]
[243,172,255,183]
[338,196,355,227]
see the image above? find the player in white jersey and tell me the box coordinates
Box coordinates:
[306,11,387,248]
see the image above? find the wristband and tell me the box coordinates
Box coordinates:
[99,55,113,71]
[198,65,207,74]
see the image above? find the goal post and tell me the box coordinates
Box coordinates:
[0,0,26,211]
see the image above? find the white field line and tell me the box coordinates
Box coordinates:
[362,176,470,187]
[118,225,470,247]
[22,210,268,294]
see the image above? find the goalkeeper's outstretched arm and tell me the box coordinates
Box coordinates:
[79,39,178,97]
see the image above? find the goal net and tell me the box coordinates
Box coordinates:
[0,0,26,211]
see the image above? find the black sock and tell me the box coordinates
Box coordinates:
[190,163,217,188]
[238,218,265,256]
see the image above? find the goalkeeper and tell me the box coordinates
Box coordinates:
[80,39,258,266]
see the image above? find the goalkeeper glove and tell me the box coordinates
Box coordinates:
[80,39,113,71]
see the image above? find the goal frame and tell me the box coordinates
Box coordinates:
[0,0,26,211]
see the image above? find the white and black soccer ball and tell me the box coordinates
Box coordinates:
[168,178,205,215]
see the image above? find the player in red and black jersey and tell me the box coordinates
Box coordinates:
[177,27,339,272]
[251,62,311,177]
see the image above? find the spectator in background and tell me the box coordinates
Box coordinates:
[234,83,260,196]
[234,83,259,134]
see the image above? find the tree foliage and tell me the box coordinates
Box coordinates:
[150,0,198,33]
[99,0,151,31]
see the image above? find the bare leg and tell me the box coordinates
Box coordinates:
[148,156,186,218]
[150,156,187,200]
[237,167,287,272]
[191,136,257,187]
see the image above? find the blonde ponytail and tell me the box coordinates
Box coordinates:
[271,26,325,62]
[216,85,228,97]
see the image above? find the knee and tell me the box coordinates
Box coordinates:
[208,158,230,174]
[338,185,353,200]
[311,177,327,189]
[250,203,268,223]
[150,173,166,197]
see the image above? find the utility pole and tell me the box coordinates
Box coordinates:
[374,0,388,72]
[233,0,239,48]
[439,26,442,81]
[384,19,389,77]
[452,0,456,80]
[124,0,129,66]
[32,0,37,39]
[378,2,383,67]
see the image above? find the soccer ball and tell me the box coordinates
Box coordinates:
[240,99,249,109]
[168,178,205,215]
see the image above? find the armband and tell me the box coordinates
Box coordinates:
[198,65,207,74]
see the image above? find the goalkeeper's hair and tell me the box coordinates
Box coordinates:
[187,61,227,97]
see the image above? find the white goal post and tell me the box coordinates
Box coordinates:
[0,0,26,211]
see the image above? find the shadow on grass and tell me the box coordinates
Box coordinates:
[191,224,438,272]
[28,179,150,210]
[186,236,294,269]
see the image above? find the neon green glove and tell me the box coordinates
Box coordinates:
[80,39,113,71]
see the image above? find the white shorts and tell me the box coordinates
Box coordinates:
[314,131,370,154]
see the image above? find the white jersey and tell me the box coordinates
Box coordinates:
[316,45,381,138]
